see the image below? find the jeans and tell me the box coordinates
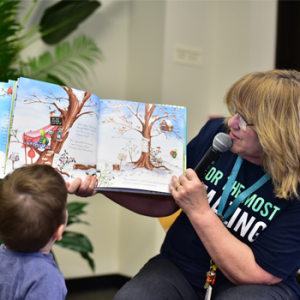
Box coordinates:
[113,258,296,300]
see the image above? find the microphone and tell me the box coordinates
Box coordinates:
[194,132,232,180]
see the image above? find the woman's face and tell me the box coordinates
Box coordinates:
[227,113,263,165]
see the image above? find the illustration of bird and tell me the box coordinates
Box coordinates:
[39,129,49,145]
[49,110,56,116]
[7,86,12,94]
[170,149,177,158]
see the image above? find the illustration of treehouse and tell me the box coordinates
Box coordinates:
[159,119,173,132]
[22,124,58,166]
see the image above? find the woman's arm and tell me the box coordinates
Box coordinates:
[100,191,179,217]
[170,169,282,285]
[66,175,180,217]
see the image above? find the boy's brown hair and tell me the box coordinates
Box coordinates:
[0,165,67,252]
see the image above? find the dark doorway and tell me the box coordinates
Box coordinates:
[276,0,300,71]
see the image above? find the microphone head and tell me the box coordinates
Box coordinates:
[213,133,232,153]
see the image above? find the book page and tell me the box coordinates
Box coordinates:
[0,82,14,177]
[6,78,100,181]
[95,100,186,194]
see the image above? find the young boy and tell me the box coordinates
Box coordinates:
[0,164,68,299]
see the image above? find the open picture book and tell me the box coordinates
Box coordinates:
[0,77,187,195]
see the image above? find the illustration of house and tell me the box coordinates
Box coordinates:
[159,119,173,132]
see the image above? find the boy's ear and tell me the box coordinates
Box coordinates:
[53,224,65,241]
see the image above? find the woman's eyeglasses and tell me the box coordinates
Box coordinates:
[232,108,254,131]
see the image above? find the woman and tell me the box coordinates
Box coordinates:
[71,70,300,300]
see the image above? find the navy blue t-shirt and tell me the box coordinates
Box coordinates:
[157,118,300,299]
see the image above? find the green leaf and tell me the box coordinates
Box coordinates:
[67,202,88,218]
[43,74,66,86]
[80,252,95,272]
[67,202,90,226]
[18,35,102,87]
[56,231,93,253]
[39,1,101,45]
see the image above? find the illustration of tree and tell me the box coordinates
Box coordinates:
[117,153,127,169]
[102,101,184,171]
[11,87,98,168]
[122,140,139,162]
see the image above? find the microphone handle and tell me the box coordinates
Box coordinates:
[194,147,221,181]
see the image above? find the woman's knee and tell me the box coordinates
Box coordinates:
[113,277,180,300]
[113,259,199,300]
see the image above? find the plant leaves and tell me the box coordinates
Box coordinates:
[56,231,93,253]
[80,252,95,272]
[67,202,90,227]
[0,0,22,81]
[39,0,101,45]
[18,35,102,87]
[67,202,89,217]
[43,74,66,86]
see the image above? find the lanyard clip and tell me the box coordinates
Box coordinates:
[204,259,218,289]
[204,270,216,289]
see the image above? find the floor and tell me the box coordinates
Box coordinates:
[66,287,119,300]
[64,275,128,300]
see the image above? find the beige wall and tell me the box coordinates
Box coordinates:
[19,0,277,279]
[160,1,277,142]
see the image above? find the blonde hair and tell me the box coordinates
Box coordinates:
[224,69,300,200]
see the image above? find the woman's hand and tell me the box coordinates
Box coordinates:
[169,168,210,218]
[66,175,97,197]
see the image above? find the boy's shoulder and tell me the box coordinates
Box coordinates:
[0,245,67,299]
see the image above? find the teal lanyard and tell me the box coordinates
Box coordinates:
[217,156,270,222]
